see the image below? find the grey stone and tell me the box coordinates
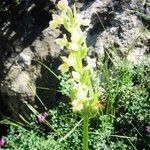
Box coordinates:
[79,0,150,63]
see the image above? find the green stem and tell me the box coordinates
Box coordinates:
[83,110,89,150]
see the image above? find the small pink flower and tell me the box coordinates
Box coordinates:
[36,112,48,124]
[0,137,5,147]
[146,126,150,134]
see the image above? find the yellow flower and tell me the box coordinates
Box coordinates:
[57,0,68,12]
[52,14,62,23]
[55,35,68,49]
[69,42,79,51]
[73,82,88,100]
[49,20,58,29]
[72,99,85,112]
[71,28,82,43]
[86,56,96,69]
[75,14,90,27]
[81,19,90,26]
[91,101,102,111]
[72,71,80,81]
[49,14,63,29]
[58,63,69,73]
[58,54,75,73]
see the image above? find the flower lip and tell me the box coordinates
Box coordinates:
[72,71,80,81]
[86,56,96,69]
[72,99,85,112]
[91,101,102,111]
[58,54,75,73]
[69,42,79,51]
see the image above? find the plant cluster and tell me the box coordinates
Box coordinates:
[50,0,101,115]
[2,103,131,150]
[50,1,103,148]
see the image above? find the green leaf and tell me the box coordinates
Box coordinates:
[63,17,69,31]
[79,45,88,59]
[67,7,74,27]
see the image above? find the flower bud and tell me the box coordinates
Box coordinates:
[37,112,48,124]
[146,126,150,134]
[0,137,5,148]
[57,0,68,12]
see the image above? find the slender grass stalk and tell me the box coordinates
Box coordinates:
[83,110,89,150]
[36,60,59,79]
[59,119,83,143]
[130,122,150,148]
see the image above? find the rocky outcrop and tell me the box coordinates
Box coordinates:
[0,1,61,119]
[0,0,149,120]
[79,0,150,63]
[0,27,61,119]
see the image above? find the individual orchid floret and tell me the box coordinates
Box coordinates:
[55,35,68,49]
[58,62,69,73]
[72,71,80,81]
[85,56,96,69]
[68,42,79,51]
[49,14,63,29]
[91,101,102,111]
[73,83,88,100]
[81,19,91,26]
[72,99,85,112]
[58,54,75,73]
[71,28,83,43]
[75,14,90,27]
[57,0,68,12]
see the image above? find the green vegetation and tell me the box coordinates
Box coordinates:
[0,0,150,150]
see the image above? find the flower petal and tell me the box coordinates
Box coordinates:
[56,37,67,49]
[91,101,102,110]
[86,56,96,69]
[82,19,90,26]
[72,99,85,112]
[69,42,79,51]
[57,0,68,11]
[67,54,75,66]
[58,63,69,73]
[49,20,58,29]
[72,71,80,81]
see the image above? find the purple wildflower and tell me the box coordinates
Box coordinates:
[146,126,150,134]
[37,112,48,124]
[0,137,5,148]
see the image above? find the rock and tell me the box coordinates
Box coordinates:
[0,27,61,119]
[78,0,150,63]
[0,0,61,120]
[16,50,32,66]
[32,28,61,59]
